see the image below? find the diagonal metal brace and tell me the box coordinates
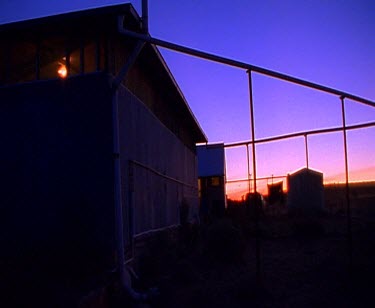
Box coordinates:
[112,40,145,90]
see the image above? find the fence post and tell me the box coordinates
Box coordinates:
[340,96,353,277]
[304,134,309,169]
[246,145,251,193]
[247,70,261,285]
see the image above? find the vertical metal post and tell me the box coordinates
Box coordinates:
[65,44,70,76]
[104,36,109,71]
[35,40,40,80]
[224,147,228,201]
[247,69,261,285]
[112,89,126,285]
[96,36,101,71]
[246,144,251,193]
[248,71,258,201]
[80,37,85,74]
[111,41,145,286]
[128,160,135,259]
[142,0,149,34]
[5,40,11,83]
[340,96,353,275]
[304,134,309,169]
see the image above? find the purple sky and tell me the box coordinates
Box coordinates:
[1,0,374,194]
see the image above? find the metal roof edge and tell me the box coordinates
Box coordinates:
[197,142,224,148]
[149,44,207,143]
[290,167,324,177]
[0,3,135,30]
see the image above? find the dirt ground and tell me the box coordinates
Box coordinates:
[139,212,375,308]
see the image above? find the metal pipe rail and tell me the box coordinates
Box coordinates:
[226,175,286,184]
[118,25,374,289]
[118,29,375,108]
[130,159,198,190]
[225,121,375,148]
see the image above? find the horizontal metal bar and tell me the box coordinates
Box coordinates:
[225,121,375,148]
[133,224,179,239]
[226,175,286,184]
[130,159,197,189]
[119,30,375,108]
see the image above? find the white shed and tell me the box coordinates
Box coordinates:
[287,168,325,215]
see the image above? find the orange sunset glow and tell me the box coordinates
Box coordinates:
[225,126,375,200]
[227,170,375,201]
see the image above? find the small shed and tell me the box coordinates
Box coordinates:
[267,181,284,205]
[287,168,324,215]
[197,143,226,219]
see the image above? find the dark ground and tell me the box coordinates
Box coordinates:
[138,210,375,308]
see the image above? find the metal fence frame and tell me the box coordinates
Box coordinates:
[119,25,375,286]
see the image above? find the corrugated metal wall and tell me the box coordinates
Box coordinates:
[118,86,199,242]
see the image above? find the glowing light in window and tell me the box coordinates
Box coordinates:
[58,65,67,78]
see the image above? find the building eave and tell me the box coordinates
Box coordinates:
[149,44,207,143]
[0,3,135,30]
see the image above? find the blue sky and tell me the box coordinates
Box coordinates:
[1,0,374,196]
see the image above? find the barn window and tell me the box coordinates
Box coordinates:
[0,38,36,84]
[40,37,66,79]
[0,41,6,85]
[211,177,220,186]
[0,34,107,86]
[83,40,96,73]
[39,37,83,79]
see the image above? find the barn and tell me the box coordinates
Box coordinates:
[0,3,206,306]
